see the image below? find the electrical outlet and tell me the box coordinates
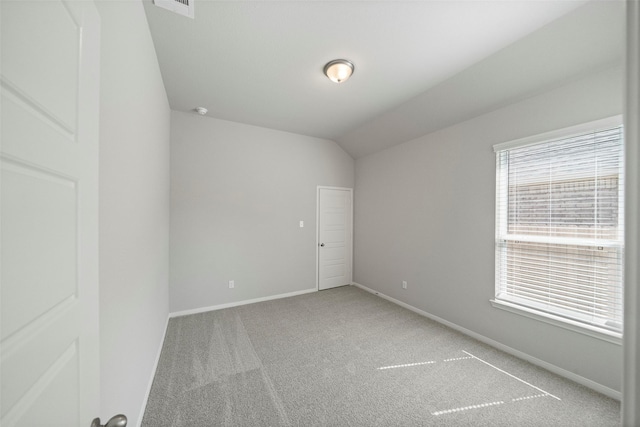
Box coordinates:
[402,281,407,289]
[229,280,235,289]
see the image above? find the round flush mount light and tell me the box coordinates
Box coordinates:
[195,107,208,115]
[323,59,354,83]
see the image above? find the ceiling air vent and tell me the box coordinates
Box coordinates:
[154,0,194,19]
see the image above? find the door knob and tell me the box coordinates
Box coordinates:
[91,414,127,427]
[320,243,325,247]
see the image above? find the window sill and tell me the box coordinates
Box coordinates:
[490,299,622,346]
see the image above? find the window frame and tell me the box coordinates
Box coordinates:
[491,116,624,345]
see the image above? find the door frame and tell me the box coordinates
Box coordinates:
[316,186,353,291]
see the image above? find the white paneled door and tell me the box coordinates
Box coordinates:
[317,187,353,290]
[1,1,101,426]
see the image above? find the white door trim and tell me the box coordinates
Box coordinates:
[623,1,640,424]
[316,186,353,291]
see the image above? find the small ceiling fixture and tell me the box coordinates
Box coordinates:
[323,59,354,83]
[195,107,208,115]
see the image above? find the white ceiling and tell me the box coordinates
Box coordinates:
[143,0,624,158]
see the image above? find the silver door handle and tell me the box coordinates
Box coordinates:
[91,414,127,427]
[320,243,325,247]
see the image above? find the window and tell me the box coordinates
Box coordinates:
[493,118,624,339]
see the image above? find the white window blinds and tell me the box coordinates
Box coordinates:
[494,124,624,335]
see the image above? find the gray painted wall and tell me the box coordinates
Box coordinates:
[97,1,170,423]
[170,111,354,313]
[353,64,624,392]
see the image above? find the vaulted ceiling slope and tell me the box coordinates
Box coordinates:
[143,0,624,159]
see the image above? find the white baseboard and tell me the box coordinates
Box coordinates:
[351,282,621,401]
[169,288,317,318]
[137,315,170,427]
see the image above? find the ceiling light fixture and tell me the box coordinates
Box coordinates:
[323,59,354,83]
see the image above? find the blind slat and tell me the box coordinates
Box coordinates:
[495,124,624,333]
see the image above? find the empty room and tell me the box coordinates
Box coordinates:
[1,0,639,426]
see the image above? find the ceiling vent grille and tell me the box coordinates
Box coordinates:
[154,0,194,19]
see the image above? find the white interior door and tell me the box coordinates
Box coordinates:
[317,187,353,291]
[1,1,101,426]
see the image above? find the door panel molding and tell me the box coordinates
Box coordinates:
[0,0,101,425]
